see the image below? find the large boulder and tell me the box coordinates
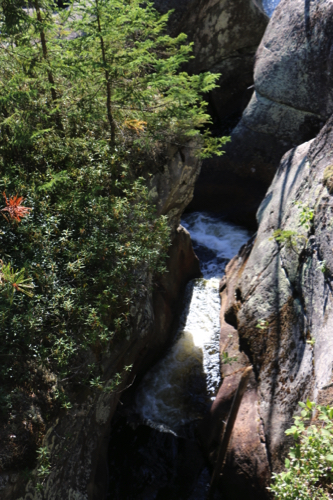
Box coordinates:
[214,114,333,495]
[190,0,333,225]
[154,0,268,126]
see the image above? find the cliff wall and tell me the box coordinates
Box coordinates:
[207,115,333,498]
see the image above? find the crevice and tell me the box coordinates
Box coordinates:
[200,45,259,73]
[255,87,325,119]
[279,254,307,321]
[242,247,280,302]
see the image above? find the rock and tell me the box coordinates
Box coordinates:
[153,225,201,345]
[153,0,268,126]
[176,0,267,124]
[197,239,270,499]
[3,149,201,500]
[217,114,333,491]
[148,142,201,235]
[190,0,333,225]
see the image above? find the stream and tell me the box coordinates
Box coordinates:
[108,212,251,500]
[107,3,281,497]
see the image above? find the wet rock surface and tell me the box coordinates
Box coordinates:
[217,115,333,493]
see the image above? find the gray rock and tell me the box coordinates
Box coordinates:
[153,0,268,125]
[190,0,333,224]
[218,114,333,492]
[148,142,201,235]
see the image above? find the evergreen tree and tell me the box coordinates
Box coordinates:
[0,0,228,421]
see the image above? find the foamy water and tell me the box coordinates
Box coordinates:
[134,212,251,432]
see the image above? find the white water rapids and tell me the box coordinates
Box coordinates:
[133,212,251,434]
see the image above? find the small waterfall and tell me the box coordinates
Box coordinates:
[134,212,251,433]
[108,212,251,500]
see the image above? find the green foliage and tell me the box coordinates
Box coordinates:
[271,229,299,247]
[89,364,133,392]
[256,319,269,330]
[199,131,231,159]
[271,229,307,253]
[36,445,51,489]
[271,203,314,254]
[221,351,238,365]
[317,260,328,275]
[294,202,314,230]
[0,387,12,416]
[0,261,34,304]
[269,400,333,499]
[0,0,229,419]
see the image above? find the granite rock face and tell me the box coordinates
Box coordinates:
[154,0,268,125]
[214,115,333,495]
[190,0,333,225]
[1,149,201,500]
[174,0,267,124]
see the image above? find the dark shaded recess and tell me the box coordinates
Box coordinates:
[186,155,269,230]
[187,112,323,229]
[107,417,206,500]
[206,64,256,132]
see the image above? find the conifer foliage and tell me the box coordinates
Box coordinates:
[0,0,227,431]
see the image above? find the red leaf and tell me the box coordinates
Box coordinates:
[1,192,32,222]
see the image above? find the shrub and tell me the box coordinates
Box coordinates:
[269,400,333,500]
[0,0,229,415]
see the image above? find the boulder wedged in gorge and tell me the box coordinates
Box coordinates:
[190,0,333,224]
[214,114,333,495]
[154,0,268,125]
[0,149,201,500]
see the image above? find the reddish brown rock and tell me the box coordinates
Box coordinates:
[153,225,201,346]
[198,238,271,499]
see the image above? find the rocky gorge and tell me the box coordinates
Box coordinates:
[2,0,333,498]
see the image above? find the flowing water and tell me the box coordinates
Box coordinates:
[133,212,251,434]
[108,212,251,499]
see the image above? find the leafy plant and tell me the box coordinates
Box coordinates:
[271,229,299,247]
[271,229,307,252]
[222,351,238,365]
[1,192,32,222]
[89,365,133,392]
[269,400,333,499]
[256,319,269,330]
[0,261,34,304]
[35,445,51,490]
[294,202,314,230]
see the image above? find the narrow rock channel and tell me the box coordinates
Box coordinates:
[107,212,251,500]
